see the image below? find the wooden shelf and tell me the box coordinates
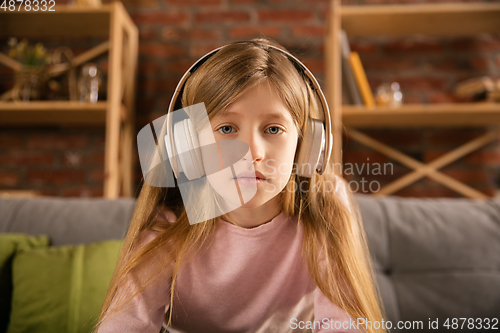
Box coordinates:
[342,103,500,128]
[326,1,500,199]
[0,5,115,38]
[0,3,138,198]
[0,101,107,126]
[341,2,500,37]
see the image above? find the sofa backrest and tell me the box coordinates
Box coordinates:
[0,197,135,246]
[1,194,499,332]
[356,194,500,332]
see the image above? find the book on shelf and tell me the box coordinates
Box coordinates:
[339,30,363,106]
[454,76,499,98]
[348,51,375,108]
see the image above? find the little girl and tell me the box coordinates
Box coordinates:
[95,38,387,333]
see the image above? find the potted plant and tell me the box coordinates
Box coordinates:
[8,38,52,101]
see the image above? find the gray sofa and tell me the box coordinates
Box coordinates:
[1,195,499,333]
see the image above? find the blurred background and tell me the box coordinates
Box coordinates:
[1,0,500,199]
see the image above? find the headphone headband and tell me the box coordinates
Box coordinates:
[167,41,332,175]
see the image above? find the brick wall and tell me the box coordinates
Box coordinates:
[1,0,499,198]
[0,128,105,197]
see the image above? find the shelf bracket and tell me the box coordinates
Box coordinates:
[345,127,497,199]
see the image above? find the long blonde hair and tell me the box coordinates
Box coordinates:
[95,38,387,333]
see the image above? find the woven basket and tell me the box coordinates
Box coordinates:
[14,66,47,101]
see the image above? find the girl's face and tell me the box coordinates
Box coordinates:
[198,81,299,210]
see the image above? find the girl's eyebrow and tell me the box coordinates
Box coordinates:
[218,111,289,121]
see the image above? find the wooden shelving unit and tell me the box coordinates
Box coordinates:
[0,101,107,125]
[343,103,500,128]
[0,2,138,198]
[326,1,500,199]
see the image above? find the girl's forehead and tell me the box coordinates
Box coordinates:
[214,83,294,121]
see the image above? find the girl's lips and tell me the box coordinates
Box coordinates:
[235,170,267,180]
[235,177,266,187]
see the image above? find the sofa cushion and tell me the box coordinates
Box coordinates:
[356,194,500,332]
[0,234,49,333]
[0,197,134,246]
[7,239,123,333]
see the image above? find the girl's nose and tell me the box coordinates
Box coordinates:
[242,131,264,163]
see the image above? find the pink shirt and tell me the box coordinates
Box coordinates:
[98,211,361,333]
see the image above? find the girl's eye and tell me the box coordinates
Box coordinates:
[266,126,283,135]
[217,125,235,135]
[216,125,283,135]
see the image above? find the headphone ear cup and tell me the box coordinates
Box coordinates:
[296,118,325,178]
[173,118,205,180]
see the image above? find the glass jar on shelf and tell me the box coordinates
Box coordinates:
[375,82,403,108]
[78,63,102,103]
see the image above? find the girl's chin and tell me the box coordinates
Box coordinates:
[220,193,273,210]
[241,191,282,207]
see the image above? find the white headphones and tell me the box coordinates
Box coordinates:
[165,41,333,180]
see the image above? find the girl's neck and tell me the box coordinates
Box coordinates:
[220,194,282,229]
